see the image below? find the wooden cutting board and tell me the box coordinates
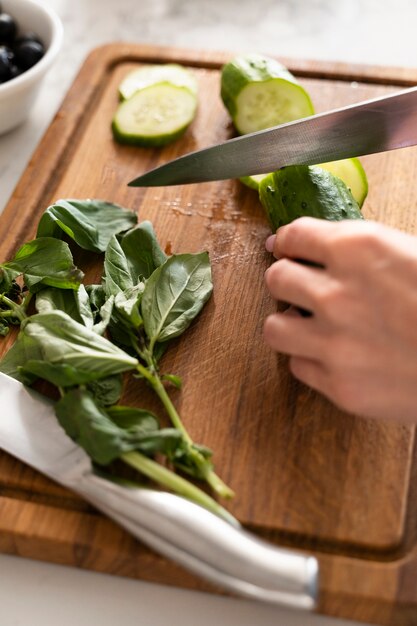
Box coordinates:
[1,43,417,625]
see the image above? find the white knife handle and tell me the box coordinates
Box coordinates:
[75,473,318,610]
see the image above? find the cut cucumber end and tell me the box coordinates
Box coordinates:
[241,158,368,209]
[317,158,368,208]
[234,79,314,134]
[112,83,197,147]
[239,173,270,190]
[118,64,198,101]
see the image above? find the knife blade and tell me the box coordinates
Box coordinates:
[128,85,417,187]
[0,372,318,609]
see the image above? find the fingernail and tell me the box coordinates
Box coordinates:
[265,235,276,252]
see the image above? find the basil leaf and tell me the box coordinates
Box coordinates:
[141,253,213,347]
[87,374,123,406]
[36,199,137,253]
[103,235,135,296]
[0,266,19,293]
[36,285,93,326]
[120,221,167,281]
[19,360,100,387]
[114,285,143,327]
[3,238,83,293]
[36,286,114,336]
[0,318,9,336]
[106,405,159,433]
[0,326,44,381]
[86,284,106,317]
[15,311,138,381]
[55,389,137,464]
[93,295,114,336]
[106,407,183,457]
[55,389,181,465]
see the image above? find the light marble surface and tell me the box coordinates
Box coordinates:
[0,0,415,624]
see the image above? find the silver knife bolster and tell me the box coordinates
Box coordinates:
[74,472,318,609]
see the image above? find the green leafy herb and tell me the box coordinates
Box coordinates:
[36,285,114,336]
[55,388,165,464]
[120,221,167,280]
[1,311,138,385]
[37,199,138,253]
[0,199,236,520]
[2,238,83,293]
[87,375,123,407]
[141,252,213,349]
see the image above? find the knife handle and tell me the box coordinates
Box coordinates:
[75,473,318,610]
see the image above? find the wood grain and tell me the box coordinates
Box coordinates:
[1,43,417,624]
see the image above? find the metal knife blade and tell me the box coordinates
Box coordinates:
[128,85,417,187]
[0,373,318,609]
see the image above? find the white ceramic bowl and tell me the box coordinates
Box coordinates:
[0,0,63,134]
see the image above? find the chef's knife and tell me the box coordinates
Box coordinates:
[128,85,417,187]
[0,372,318,610]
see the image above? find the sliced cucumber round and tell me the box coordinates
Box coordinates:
[259,165,363,231]
[221,53,314,135]
[240,158,368,208]
[112,83,197,147]
[118,63,198,101]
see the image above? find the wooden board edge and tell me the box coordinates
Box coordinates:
[2,491,417,624]
[90,41,417,85]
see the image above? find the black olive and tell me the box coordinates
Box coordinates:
[14,32,44,48]
[9,63,22,80]
[14,40,44,71]
[0,45,13,82]
[0,13,17,46]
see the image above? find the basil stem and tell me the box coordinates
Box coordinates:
[121,451,236,525]
[135,360,234,500]
[0,293,29,322]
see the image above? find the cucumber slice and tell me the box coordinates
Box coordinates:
[112,83,197,147]
[240,172,269,190]
[118,64,198,101]
[318,158,368,208]
[221,53,314,135]
[259,165,363,231]
[241,158,368,208]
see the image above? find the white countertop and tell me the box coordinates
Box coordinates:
[1,1,415,624]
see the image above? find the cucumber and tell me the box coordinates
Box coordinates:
[118,64,198,101]
[241,158,368,208]
[318,158,368,208]
[221,53,314,135]
[112,83,197,147]
[259,165,363,231]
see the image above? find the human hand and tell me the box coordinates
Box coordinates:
[264,217,417,422]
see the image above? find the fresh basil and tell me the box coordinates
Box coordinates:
[120,221,167,280]
[36,199,138,253]
[0,266,19,293]
[87,375,123,407]
[2,238,83,293]
[16,311,138,381]
[55,389,182,465]
[141,253,213,348]
[36,285,114,336]
[103,235,136,296]
[0,200,235,512]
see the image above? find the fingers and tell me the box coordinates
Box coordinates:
[264,312,323,359]
[268,217,336,264]
[289,356,328,394]
[265,257,329,312]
